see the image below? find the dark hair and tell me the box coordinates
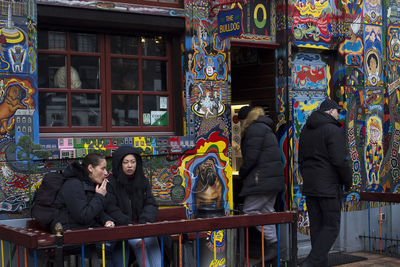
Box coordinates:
[82,153,106,176]
[367,53,378,67]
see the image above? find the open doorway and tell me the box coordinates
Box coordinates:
[230,45,278,264]
[231,46,276,118]
[230,46,277,174]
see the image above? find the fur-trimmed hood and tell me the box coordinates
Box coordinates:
[241,107,273,134]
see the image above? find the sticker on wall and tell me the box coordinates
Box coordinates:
[151,111,168,126]
[160,97,168,109]
[143,113,151,125]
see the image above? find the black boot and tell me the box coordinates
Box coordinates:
[255,242,278,267]
[264,242,278,261]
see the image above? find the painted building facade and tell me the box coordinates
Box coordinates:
[0,0,399,256]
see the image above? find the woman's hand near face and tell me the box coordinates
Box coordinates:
[95,179,108,196]
[104,220,115,228]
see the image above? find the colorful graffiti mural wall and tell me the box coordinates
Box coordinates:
[278,0,400,234]
[1,0,400,256]
[0,0,39,216]
[0,3,235,254]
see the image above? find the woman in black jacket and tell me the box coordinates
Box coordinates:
[53,152,114,231]
[238,106,285,264]
[107,145,161,267]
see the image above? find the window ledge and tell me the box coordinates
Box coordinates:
[39,132,175,138]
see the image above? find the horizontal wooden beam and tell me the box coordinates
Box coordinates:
[0,224,38,248]
[63,212,296,244]
[0,212,296,248]
[360,192,400,203]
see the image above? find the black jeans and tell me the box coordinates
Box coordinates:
[305,196,341,267]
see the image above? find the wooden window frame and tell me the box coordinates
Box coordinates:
[38,30,176,134]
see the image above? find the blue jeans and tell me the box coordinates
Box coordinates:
[129,237,162,267]
[107,241,130,267]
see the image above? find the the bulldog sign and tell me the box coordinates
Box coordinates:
[218,8,242,39]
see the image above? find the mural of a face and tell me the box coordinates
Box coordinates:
[368,124,381,143]
[368,54,378,75]
[194,158,223,213]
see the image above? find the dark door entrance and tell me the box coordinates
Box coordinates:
[230,46,278,265]
[231,46,276,120]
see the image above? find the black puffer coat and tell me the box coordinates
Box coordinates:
[299,110,352,197]
[239,109,285,197]
[53,162,112,231]
[106,146,158,225]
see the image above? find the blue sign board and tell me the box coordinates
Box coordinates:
[218,8,242,40]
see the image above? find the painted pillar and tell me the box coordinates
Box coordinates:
[0,0,40,210]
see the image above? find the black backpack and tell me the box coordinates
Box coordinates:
[31,172,66,230]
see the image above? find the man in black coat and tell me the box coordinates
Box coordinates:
[299,99,352,267]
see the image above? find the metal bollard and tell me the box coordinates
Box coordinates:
[54,223,64,266]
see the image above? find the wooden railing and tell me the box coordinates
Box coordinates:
[360,192,400,203]
[0,211,298,267]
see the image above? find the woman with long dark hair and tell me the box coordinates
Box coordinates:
[53,152,114,231]
[107,146,161,267]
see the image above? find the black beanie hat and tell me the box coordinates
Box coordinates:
[238,106,252,120]
[319,99,342,112]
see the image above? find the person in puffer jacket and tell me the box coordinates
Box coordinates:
[53,152,113,231]
[238,106,285,264]
[298,99,352,267]
[106,145,161,267]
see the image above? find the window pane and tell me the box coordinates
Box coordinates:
[39,92,67,126]
[70,33,98,52]
[112,94,138,126]
[111,58,138,90]
[143,95,168,126]
[71,56,100,89]
[71,93,101,126]
[38,54,66,88]
[110,35,138,55]
[38,31,66,50]
[143,60,167,91]
[142,36,166,57]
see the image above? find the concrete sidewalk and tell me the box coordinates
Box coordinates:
[335,252,400,267]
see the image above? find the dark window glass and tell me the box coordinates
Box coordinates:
[38,31,66,50]
[71,56,100,89]
[111,58,138,91]
[39,92,67,126]
[111,94,139,126]
[71,93,101,126]
[110,35,138,55]
[70,33,98,52]
[38,55,66,88]
[142,60,167,91]
[142,36,166,57]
